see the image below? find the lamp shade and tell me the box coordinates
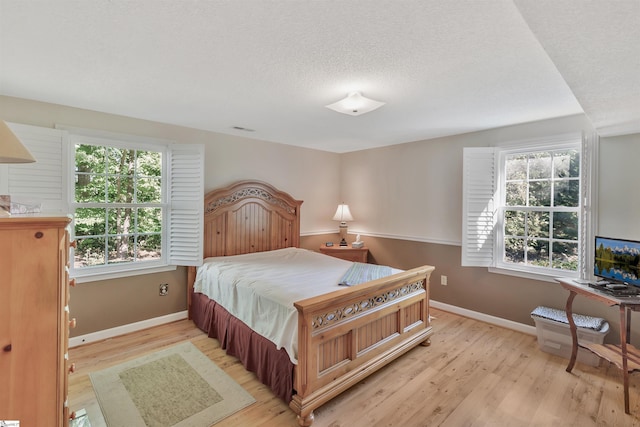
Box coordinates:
[0,121,35,163]
[325,92,385,116]
[332,204,354,223]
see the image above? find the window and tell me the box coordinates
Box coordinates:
[499,147,580,272]
[68,131,205,281]
[1,123,204,283]
[462,133,597,281]
[73,143,164,269]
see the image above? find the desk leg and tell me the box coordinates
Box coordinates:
[627,307,632,344]
[620,305,630,414]
[565,290,578,373]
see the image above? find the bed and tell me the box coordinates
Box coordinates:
[187,180,435,426]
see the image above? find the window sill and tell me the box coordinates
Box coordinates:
[71,264,178,284]
[488,266,578,284]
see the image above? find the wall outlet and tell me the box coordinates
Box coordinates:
[159,283,169,296]
[440,275,448,286]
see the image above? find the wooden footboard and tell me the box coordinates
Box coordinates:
[290,265,434,426]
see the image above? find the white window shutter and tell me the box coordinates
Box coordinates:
[168,143,204,266]
[5,123,68,214]
[579,132,598,279]
[462,147,496,267]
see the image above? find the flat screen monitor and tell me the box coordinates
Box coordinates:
[594,236,640,287]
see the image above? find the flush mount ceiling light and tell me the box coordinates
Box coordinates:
[325,92,385,116]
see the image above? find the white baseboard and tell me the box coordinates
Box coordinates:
[69,303,535,349]
[430,300,536,336]
[69,310,189,348]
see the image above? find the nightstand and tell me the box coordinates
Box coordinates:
[319,244,368,263]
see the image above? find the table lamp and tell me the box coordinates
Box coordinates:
[332,204,353,246]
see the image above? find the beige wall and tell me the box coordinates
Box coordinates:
[598,133,640,239]
[341,114,593,243]
[3,94,639,343]
[0,95,341,336]
[0,95,342,234]
[69,267,188,336]
[341,117,640,344]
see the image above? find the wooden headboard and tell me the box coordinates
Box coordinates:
[202,180,303,258]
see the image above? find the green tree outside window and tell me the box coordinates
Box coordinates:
[74,144,163,268]
[503,149,580,271]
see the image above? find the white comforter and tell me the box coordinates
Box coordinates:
[194,247,356,364]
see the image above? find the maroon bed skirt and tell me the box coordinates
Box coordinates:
[190,291,295,402]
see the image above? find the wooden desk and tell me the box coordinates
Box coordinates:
[556,278,640,414]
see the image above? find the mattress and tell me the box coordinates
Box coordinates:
[193,247,399,364]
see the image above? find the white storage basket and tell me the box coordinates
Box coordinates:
[531,306,609,367]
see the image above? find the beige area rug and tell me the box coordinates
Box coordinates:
[90,342,255,427]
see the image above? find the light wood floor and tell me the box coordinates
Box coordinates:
[69,308,640,427]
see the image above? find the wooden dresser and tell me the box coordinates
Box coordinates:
[0,215,76,426]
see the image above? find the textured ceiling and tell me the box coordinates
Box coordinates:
[0,1,638,153]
